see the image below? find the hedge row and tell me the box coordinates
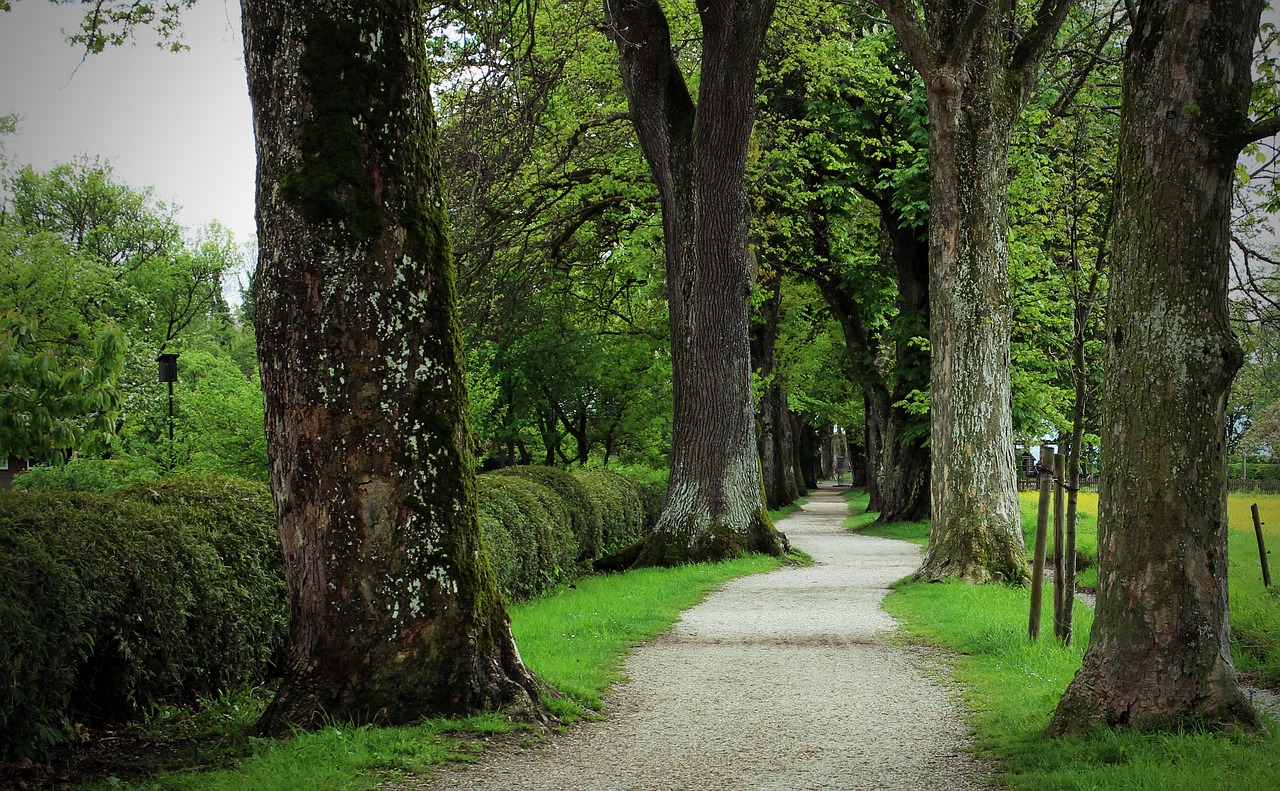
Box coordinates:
[0,475,285,759]
[1,465,661,759]
[478,467,661,600]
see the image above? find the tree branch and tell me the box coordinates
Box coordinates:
[873,0,935,76]
[1010,0,1077,98]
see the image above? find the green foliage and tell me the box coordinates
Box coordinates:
[475,466,662,601]
[0,308,126,463]
[0,475,284,759]
[496,465,605,561]
[475,473,577,600]
[1229,462,1280,481]
[12,455,160,492]
[574,469,648,556]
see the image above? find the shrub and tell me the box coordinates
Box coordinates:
[496,466,604,561]
[575,470,647,556]
[0,475,284,759]
[475,474,577,600]
[1228,462,1280,481]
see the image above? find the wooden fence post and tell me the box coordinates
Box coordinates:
[1254,503,1272,589]
[1029,445,1053,641]
[1053,452,1068,640]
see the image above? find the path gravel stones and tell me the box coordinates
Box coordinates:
[407,485,989,790]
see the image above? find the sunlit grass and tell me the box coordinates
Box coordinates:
[887,579,1280,789]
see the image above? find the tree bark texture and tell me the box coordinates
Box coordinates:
[1049,0,1265,734]
[242,0,541,734]
[878,0,1072,583]
[605,0,783,565]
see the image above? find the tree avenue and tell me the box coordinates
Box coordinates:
[875,0,1073,583]
[601,0,785,566]
[240,0,542,733]
[1049,0,1277,734]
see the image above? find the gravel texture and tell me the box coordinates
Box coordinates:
[406,485,989,790]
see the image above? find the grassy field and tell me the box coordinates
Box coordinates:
[73,556,784,790]
[845,488,1280,685]
[847,488,1280,788]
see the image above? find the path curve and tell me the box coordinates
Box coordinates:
[406,485,988,790]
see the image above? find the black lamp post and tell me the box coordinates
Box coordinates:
[157,353,179,469]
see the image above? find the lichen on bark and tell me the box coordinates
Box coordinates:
[243,0,543,736]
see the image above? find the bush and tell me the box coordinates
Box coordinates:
[475,474,578,600]
[575,470,647,555]
[1228,462,1280,481]
[495,466,604,561]
[0,475,284,759]
[12,456,161,493]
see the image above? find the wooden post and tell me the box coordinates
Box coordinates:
[1255,503,1272,589]
[1052,452,1067,640]
[1029,445,1053,641]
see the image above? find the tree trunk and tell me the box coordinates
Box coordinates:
[605,0,783,565]
[1049,0,1267,734]
[752,271,799,510]
[243,0,541,735]
[877,0,1073,583]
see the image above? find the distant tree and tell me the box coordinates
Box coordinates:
[0,308,124,464]
[602,0,785,565]
[1050,0,1277,734]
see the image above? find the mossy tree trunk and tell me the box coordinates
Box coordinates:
[242,0,542,735]
[1048,0,1276,735]
[877,0,1072,583]
[604,0,783,566]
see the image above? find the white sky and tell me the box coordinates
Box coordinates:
[0,0,255,247]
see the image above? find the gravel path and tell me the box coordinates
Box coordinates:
[405,485,989,790]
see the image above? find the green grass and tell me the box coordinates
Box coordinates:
[768,496,808,524]
[855,489,1280,788]
[886,579,1280,789]
[840,488,931,545]
[76,554,783,790]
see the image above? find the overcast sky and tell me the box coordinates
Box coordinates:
[0,0,255,247]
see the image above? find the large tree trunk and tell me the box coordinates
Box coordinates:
[1049,0,1268,734]
[243,0,541,735]
[916,61,1023,582]
[878,0,1072,583]
[604,0,783,566]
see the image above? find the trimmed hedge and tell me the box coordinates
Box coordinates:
[476,466,662,600]
[494,466,604,561]
[0,475,284,759]
[0,464,660,758]
[1229,462,1280,481]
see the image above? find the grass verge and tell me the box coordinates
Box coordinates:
[848,486,1280,689]
[886,579,1280,789]
[68,555,783,790]
[850,488,1280,788]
